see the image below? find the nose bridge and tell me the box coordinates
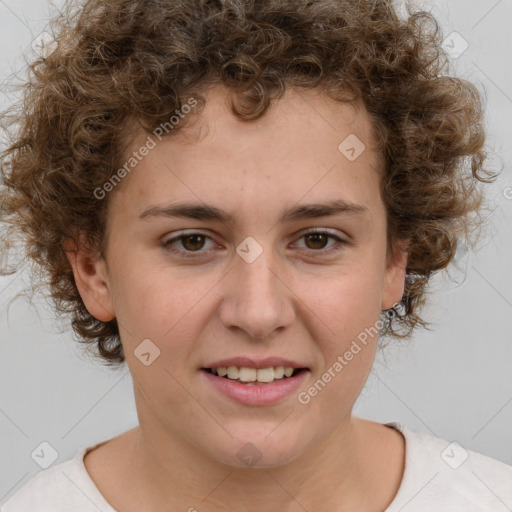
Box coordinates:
[239,242,279,300]
[219,238,294,339]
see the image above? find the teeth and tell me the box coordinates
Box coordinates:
[274,366,285,379]
[255,367,274,383]
[239,367,257,382]
[227,366,239,379]
[212,366,298,383]
[216,367,228,377]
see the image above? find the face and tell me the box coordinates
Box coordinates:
[68,85,407,468]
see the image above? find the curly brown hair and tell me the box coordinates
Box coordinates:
[0,0,494,367]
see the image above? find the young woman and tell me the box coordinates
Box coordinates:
[1,0,510,510]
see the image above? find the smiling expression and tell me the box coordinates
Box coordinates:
[70,84,407,468]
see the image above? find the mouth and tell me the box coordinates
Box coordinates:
[201,366,308,385]
[200,365,310,406]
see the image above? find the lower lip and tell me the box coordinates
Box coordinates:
[201,369,309,406]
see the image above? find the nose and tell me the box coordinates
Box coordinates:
[217,244,295,340]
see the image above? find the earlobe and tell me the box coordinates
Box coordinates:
[63,236,116,322]
[381,240,409,311]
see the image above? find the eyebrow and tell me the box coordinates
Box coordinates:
[139,199,368,224]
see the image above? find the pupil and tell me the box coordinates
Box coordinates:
[307,233,327,249]
[183,235,204,251]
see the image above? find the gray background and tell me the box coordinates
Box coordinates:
[1,0,511,505]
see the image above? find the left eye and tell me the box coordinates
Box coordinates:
[162,229,346,257]
[294,230,344,251]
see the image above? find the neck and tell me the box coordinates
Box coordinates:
[127,414,403,512]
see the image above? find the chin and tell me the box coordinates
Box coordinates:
[205,428,308,469]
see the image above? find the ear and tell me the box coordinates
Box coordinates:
[63,234,116,322]
[381,238,409,310]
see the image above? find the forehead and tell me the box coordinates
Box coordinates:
[110,86,383,225]
[161,85,377,155]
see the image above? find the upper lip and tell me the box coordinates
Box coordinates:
[203,357,309,370]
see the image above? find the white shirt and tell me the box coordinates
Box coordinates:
[2,422,511,511]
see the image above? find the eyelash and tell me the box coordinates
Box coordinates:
[162,229,348,259]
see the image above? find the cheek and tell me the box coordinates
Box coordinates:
[111,259,212,333]
[117,273,210,407]
[298,262,384,339]
[295,261,383,396]
[297,270,381,413]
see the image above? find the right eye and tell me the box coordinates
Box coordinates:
[162,231,220,258]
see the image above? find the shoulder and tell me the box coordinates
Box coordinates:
[385,422,512,512]
[1,445,114,512]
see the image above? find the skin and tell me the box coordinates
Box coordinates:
[66,85,408,512]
